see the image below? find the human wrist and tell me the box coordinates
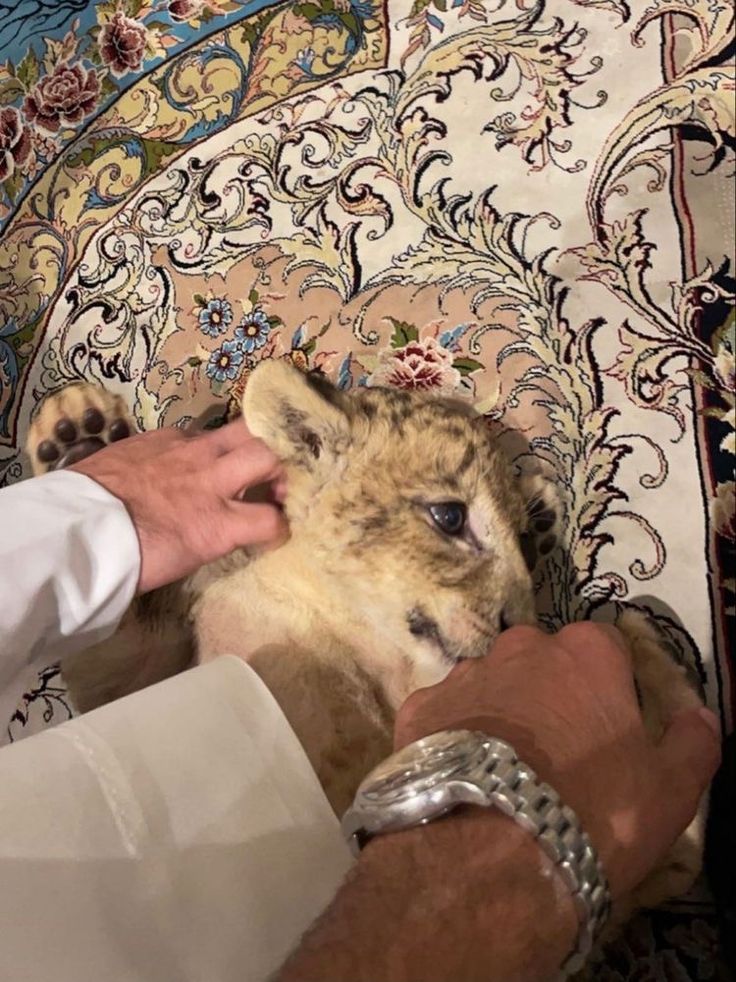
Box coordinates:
[397,715,619,900]
[359,807,578,982]
[278,805,578,982]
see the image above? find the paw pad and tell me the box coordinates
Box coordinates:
[521,493,560,571]
[28,384,135,476]
[83,407,105,434]
[36,409,130,471]
[54,418,78,444]
[109,419,131,442]
[37,413,131,471]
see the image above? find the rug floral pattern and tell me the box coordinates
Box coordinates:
[0,0,734,977]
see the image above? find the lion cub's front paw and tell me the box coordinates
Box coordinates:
[518,473,562,573]
[27,383,135,476]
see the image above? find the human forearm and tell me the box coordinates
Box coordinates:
[277,808,576,982]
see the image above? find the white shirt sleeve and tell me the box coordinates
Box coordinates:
[0,470,141,697]
[0,656,352,982]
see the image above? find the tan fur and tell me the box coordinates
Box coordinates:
[26,362,706,956]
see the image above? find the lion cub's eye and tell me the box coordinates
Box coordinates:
[428,502,467,536]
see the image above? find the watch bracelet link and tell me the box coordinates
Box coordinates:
[478,736,611,977]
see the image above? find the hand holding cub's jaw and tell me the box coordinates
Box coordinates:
[396,623,721,902]
[70,420,289,594]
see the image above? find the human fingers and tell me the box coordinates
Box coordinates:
[211,440,284,499]
[198,418,256,455]
[655,707,721,835]
[272,472,288,504]
[223,500,290,549]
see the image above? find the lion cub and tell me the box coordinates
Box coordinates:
[27,359,705,938]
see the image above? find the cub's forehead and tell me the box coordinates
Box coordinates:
[350,386,475,422]
[350,386,479,436]
[347,387,510,495]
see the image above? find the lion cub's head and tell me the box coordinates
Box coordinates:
[244,360,557,700]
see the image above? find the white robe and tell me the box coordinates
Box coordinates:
[0,471,350,982]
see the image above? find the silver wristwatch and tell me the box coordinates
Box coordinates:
[341,730,611,977]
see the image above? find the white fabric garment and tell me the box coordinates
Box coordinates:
[0,657,351,982]
[0,470,140,733]
[0,472,351,981]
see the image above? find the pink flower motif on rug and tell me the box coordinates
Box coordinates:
[367,336,462,394]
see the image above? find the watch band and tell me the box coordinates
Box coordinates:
[473,736,611,977]
[343,733,611,978]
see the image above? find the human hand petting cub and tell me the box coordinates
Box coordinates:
[70,421,288,594]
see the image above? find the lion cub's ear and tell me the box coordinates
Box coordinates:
[243,360,350,468]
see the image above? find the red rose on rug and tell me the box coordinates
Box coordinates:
[168,0,203,21]
[24,63,100,134]
[0,107,31,181]
[367,337,462,394]
[100,12,147,77]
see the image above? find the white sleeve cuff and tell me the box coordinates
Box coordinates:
[0,470,140,691]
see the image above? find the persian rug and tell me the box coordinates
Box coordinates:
[0,0,733,977]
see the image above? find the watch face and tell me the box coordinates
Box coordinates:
[356,729,488,807]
